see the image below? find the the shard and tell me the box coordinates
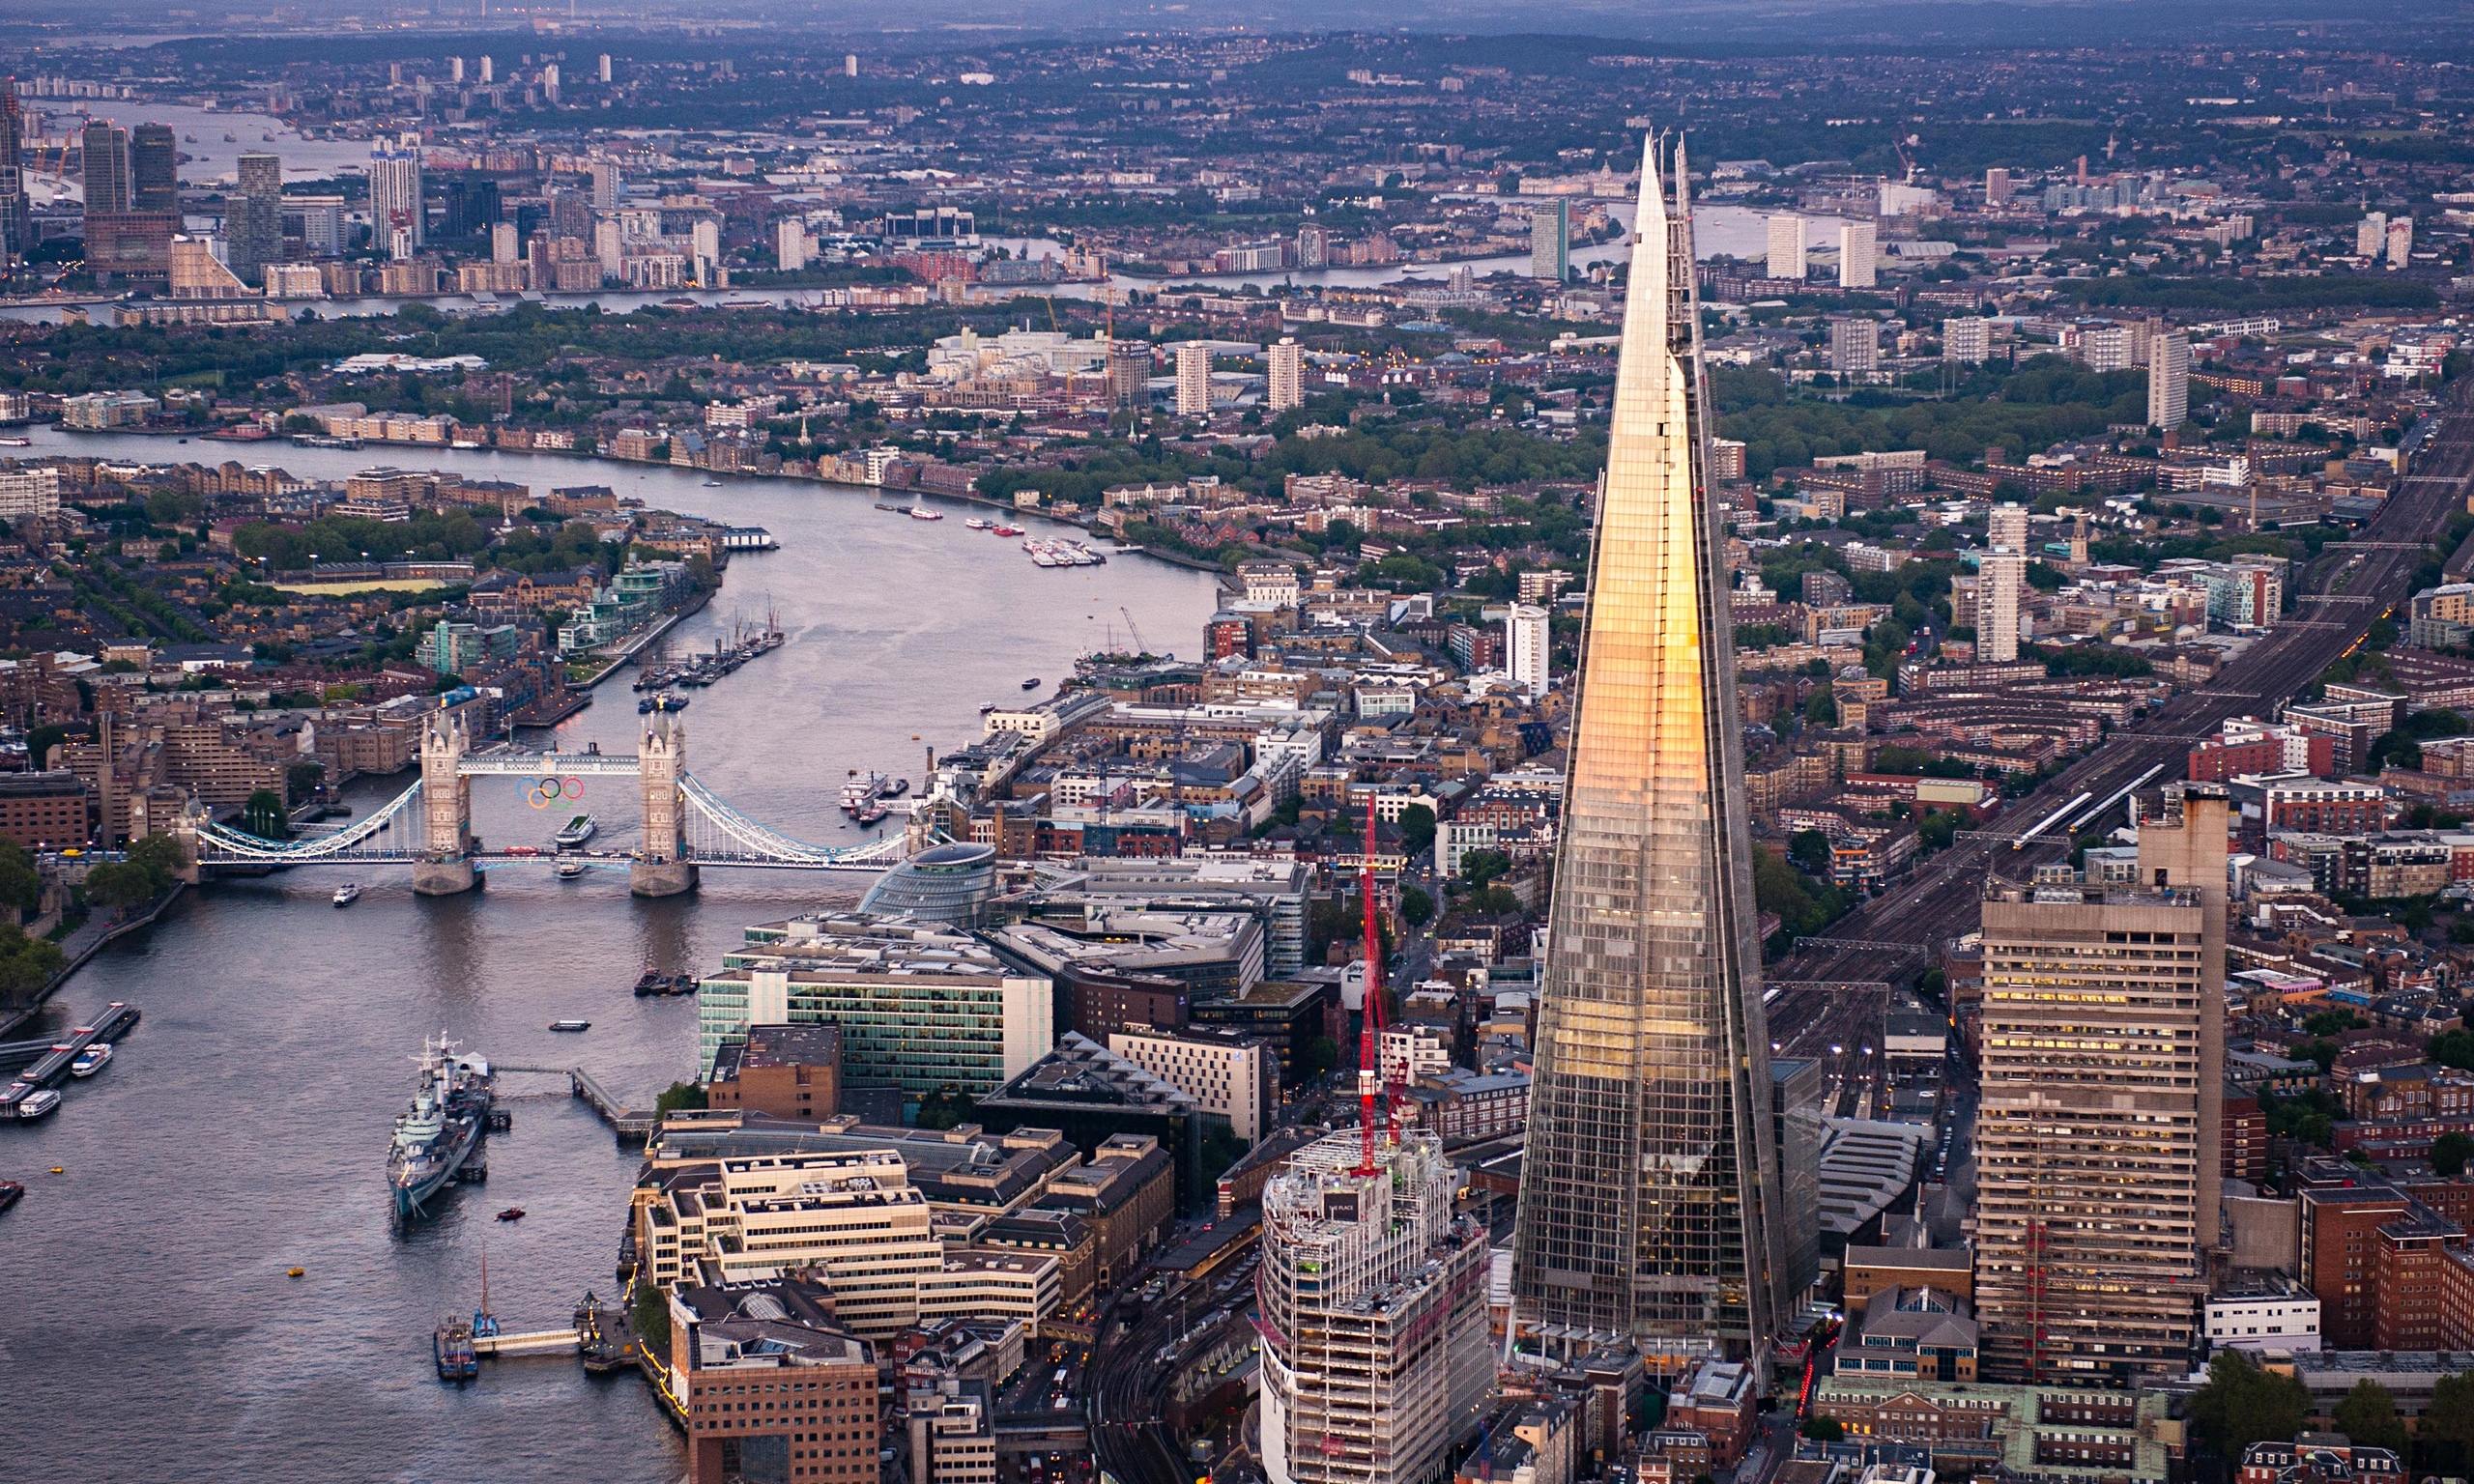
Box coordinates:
[1511,135,1783,1364]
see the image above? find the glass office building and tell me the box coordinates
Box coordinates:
[1510,136,1784,1364]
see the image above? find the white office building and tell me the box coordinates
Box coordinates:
[1979,551,2025,663]
[1943,316,1991,364]
[1766,214,1806,280]
[1267,337,1305,412]
[1839,219,1878,289]
[1108,1027,1277,1143]
[1504,602,1550,698]
[1175,341,1213,416]
[2148,333,2191,432]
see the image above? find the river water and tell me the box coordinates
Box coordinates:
[0,430,1223,1481]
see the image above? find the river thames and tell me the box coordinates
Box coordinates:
[0,433,1223,1480]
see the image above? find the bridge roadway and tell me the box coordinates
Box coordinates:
[1765,376,2474,1092]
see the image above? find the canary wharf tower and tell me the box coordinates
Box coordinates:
[1511,137,1783,1364]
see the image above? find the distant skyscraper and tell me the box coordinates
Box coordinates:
[369,143,424,253]
[1266,336,1304,412]
[1765,213,1804,280]
[845,53,859,78]
[540,64,561,104]
[82,121,130,214]
[2147,333,2191,432]
[597,53,613,84]
[227,151,283,287]
[1972,793,2226,1384]
[1258,1130,1493,1484]
[450,56,466,84]
[1978,551,2024,662]
[1838,219,1877,289]
[1109,341,1151,411]
[491,220,520,264]
[1294,224,1327,270]
[2386,216,2414,269]
[1504,602,1549,698]
[1175,341,1211,416]
[587,159,620,210]
[0,82,28,260]
[1529,198,1569,282]
[776,218,810,271]
[2356,212,2388,258]
[1984,166,2013,207]
[130,123,177,212]
[1988,501,2028,556]
[1828,317,1878,376]
[479,56,496,84]
[1943,315,1991,364]
[1511,136,1784,1364]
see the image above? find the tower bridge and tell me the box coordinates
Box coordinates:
[179,709,913,898]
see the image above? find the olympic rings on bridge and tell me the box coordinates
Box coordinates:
[517,777,584,810]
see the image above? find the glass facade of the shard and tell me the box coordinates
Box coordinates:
[1510,137,1783,1363]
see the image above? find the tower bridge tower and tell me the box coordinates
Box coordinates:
[630,713,698,898]
[413,706,478,896]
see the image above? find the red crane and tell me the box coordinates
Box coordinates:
[1354,793,1397,1174]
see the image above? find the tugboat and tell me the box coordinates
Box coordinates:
[332,882,362,907]
[434,1315,479,1383]
[0,1179,21,1215]
[388,1037,495,1226]
[497,1207,526,1222]
[69,1043,113,1078]
[1021,677,1041,691]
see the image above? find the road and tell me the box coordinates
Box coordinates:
[1765,375,2474,1087]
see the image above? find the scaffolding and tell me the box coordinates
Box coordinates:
[1259,1129,1492,1484]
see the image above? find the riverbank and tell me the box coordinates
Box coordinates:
[0,882,185,1040]
[47,422,1239,583]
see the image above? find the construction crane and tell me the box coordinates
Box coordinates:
[1353,794,1399,1174]
[1117,606,1148,657]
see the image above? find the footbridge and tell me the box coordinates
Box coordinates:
[182,709,914,898]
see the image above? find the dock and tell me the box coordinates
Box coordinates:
[450,1294,634,1373]
[0,1002,139,1118]
[496,1064,657,1146]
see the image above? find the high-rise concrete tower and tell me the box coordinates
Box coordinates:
[1511,135,1784,1365]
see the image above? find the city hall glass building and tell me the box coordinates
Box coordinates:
[1511,137,1784,1364]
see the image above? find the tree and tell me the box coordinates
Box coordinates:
[1396,803,1437,858]
[2433,1030,2474,1071]
[1302,1036,1342,1080]
[0,847,40,915]
[241,789,290,840]
[2424,1371,2474,1471]
[915,1084,977,1130]
[1458,848,1511,888]
[1401,886,1435,929]
[1804,685,1839,728]
[653,1080,707,1116]
[2189,1349,2311,1458]
[1800,1416,1844,1441]
[1789,829,1834,877]
[2333,1379,2408,1455]
[82,860,157,913]
[2439,1131,2474,1179]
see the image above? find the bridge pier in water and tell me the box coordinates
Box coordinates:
[415,708,481,896]
[629,713,698,899]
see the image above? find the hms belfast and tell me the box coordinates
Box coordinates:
[1510,137,1787,1366]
